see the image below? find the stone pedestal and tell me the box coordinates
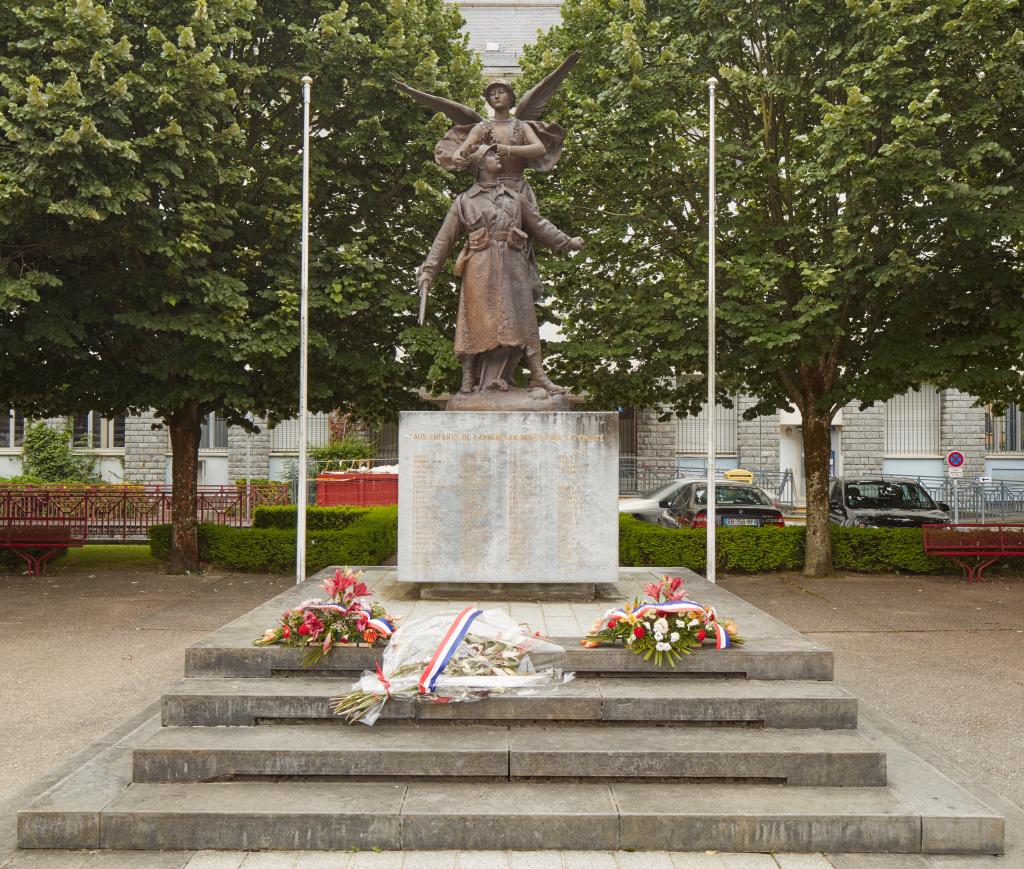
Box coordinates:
[397,411,618,592]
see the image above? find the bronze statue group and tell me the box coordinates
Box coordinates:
[396,53,583,399]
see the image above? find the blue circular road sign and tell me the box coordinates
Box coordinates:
[946,451,965,468]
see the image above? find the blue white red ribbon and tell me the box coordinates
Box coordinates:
[418,607,483,694]
[367,616,394,638]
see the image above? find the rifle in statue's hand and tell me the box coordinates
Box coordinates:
[417,273,432,325]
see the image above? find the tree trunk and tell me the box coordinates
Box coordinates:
[167,401,202,573]
[802,406,834,577]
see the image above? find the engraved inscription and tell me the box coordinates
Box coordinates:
[507,454,543,571]
[411,454,440,571]
[557,453,584,567]
[460,449,489,572]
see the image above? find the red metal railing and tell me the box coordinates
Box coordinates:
[0,483,289,540]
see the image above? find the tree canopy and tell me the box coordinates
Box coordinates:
[0,0,482,567]
[525,0,1024,574]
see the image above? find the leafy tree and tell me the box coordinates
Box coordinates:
[524,0,1024,575]
[0,0,481,569]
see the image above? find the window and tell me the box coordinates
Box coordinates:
[72,412,125,449]
[199,413,228,451]
[0,409,25,449]
[694,485,772,507]
[987,404,1024,453]
[884,387,940,454]
[676,402,737,454]
[844,480,936,510]
[269,413,332,452]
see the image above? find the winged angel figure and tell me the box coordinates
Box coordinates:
[396,52,583,400]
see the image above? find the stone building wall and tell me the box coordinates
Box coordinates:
[736,396,779,472]
[940,390,986,477]
[839,400,885,477]
[228,418,272,482]
[123,411,167,484]
[636,409,677,475]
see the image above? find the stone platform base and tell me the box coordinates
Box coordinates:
[397,410,619,587]
[416,582,599,601]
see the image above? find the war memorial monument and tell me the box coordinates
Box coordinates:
[11,56,1008,863]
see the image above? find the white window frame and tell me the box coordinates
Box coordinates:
[71,412,126,452]
[269,412,332,454]
[675,401,738,455]
[0,409,26,451]
[884,387,941,456]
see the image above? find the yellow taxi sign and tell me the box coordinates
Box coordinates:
[723,468,754,484]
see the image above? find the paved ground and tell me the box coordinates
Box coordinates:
[0,549,294,793]
[1,551,1022,868]
[719,571,1024,810]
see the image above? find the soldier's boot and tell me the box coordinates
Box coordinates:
[525,348,567,394]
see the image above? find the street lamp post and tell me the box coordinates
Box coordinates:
[706,76,718,584]
[296,75,312,585]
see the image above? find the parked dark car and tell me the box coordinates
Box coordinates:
[828,478,950,528]
[661,480,786,528]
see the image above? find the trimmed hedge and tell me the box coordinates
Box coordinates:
[150,506,397,573]
[619,515,950,574]
[253,505,372,530]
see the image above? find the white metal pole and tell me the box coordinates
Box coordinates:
[296,75,312,585]
[706,76,718,584]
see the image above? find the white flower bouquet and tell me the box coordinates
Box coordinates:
[331,607,573,724]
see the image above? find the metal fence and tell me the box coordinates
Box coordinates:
[0,483,289,540]
[891,475,1024,522]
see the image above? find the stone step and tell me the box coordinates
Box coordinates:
[20,779,1002,854]
[161,676,859,729]
[184,567,835,681]
[131,723,887,786]
[185,639,834,681]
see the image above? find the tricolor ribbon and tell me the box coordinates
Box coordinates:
[367,616,394,638]
[418,607,483,695]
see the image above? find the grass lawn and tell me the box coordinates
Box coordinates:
[61,544,158,569]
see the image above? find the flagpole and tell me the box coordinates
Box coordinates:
[706,76,718,584]
[296,74,312,585]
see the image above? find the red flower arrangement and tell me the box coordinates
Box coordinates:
[254,568,398,667]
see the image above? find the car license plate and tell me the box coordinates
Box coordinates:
[723,518,758,526]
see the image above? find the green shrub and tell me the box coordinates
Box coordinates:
[309,436,373,464]
[619,515,952,574]
[830,526,948,573]
[20,422,98,483]
[253,505,373,530]
[619,516,804,572]
[149,506,397,572]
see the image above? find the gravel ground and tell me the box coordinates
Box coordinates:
[720,571,1024,810]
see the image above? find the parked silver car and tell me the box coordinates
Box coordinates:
[618,479,690,525]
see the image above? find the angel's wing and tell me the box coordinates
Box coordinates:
[514,50,581,122]
[393,80,484,126]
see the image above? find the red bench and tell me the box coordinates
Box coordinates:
[922,523,1024,583]
[0,517,87,576]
